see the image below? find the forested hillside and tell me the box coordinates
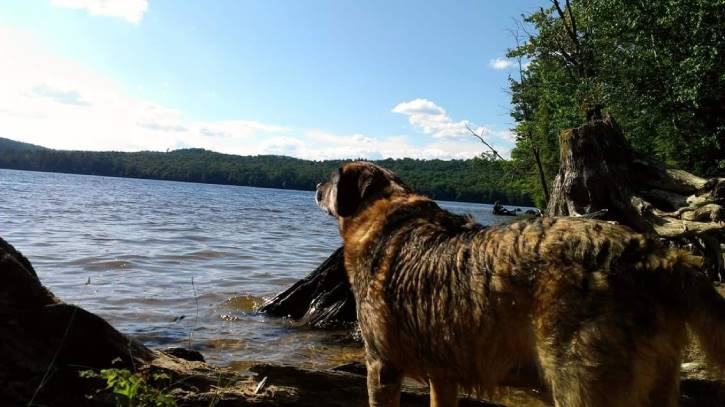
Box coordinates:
[0,138,532,205]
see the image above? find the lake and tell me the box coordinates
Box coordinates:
[0,168,523,369]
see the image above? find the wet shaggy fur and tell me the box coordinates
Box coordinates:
[315,161,725,407]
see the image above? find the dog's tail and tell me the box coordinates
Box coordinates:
[646,248,725,371]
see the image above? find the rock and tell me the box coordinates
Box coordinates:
[1,226,723,406]
[0,236,506,406]
[0,237,153,406]
[163,347,206,362]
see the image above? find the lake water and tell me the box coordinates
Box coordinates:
[0,168,522,369]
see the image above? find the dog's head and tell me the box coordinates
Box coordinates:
[316,161,413,218]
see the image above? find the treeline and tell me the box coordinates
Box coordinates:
[0,138,533,206]
[506,0,724,207]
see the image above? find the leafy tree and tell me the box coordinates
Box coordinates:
[507,0,724,205]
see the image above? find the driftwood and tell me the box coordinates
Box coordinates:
[259,246,356,328]
[546,114,725,280]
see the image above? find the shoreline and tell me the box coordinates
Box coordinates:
[3,235,724,406]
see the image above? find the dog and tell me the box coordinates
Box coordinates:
[315,161,725,407]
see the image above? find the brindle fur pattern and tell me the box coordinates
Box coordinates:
[315,161,725,407]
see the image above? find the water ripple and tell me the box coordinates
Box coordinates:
[0,168,518,367]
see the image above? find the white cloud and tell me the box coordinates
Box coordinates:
[294,129,515,161]
[391,98,515,158]
[51,0,148,24]
[31,84,90,106]
[195,121,288,139]
[392,99,445,116]
[488,57,515,70]
[0,27,514,161]
[0,27,281,152]
[392,98,473,139]
[392,98,500,141]
[495,130,517,143]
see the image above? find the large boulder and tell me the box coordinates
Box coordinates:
[0,237,153,405]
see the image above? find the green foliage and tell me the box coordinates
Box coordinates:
[80,368,175,407]
[0,138,534,206]
[507,0,724,204]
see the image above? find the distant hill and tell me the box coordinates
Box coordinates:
[0,138,533,205]
[0,137,47,151]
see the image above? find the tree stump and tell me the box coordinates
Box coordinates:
[546,114,725,280]
[258,246,356,328]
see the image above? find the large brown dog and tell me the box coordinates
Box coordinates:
[315,161,725,407]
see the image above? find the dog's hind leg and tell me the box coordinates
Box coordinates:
[534,305,643,405]
[429,377,458,407]
[367,358,404,407]
[538,347,641,407]
[645,358,679,407]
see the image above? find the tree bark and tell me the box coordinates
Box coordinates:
[532,145,549,205]
[546,114,725,279]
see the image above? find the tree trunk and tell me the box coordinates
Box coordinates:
[546,114,725,280]
[532,145,549,205]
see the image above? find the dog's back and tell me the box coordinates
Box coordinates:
[355,202,723,406]
[317,162,725,407]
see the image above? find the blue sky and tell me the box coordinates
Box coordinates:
[0,0,543,160]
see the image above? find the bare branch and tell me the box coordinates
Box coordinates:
[565,0,578,43]
[465,124,505,161]
[551,0,580,50]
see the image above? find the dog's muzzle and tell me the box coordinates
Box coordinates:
[315,183,334,216]
[315,183,323,205]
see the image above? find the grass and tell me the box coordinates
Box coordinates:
[80,368,176,407]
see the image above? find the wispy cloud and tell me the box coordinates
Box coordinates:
[283,130,492,161]
[0,27,277,152]
[31,84,90,106]
[50,0,149,24]
[0,27,513,161]
[488,57,515,70]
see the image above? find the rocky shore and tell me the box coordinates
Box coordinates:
[2,236,723,406]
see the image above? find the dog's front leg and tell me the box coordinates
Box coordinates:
[366,357,403,407]
[429,378,458,407]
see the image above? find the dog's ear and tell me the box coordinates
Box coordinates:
[335,165,385,217]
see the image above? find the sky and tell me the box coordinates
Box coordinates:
[0,0,543,160]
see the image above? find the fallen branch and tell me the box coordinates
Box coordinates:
[465,124,506,161]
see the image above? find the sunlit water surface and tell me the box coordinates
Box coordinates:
[0,169,527,369]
